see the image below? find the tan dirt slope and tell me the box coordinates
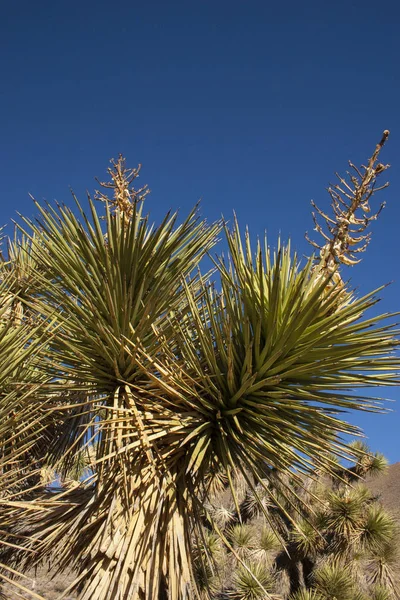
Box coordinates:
[366,461,400,521]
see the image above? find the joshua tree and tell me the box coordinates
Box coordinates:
[0,132,398,600]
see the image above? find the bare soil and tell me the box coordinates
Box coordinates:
[2,568,77,599]
[366,461,400,521]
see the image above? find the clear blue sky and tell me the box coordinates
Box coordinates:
[1,1,399,461]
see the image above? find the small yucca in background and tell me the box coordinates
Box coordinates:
[231,562,278,600]
[289,590,324,600]
[312,560,356,600]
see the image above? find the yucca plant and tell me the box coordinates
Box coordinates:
[0,260,57,501]
[256,527,282,557]
[366,538,399,596]
[192,531,226,599]
[241,482,273,521]
[0,131,398,600]
[312,559,358,600]
[227,524,258,559]
[0,277,55,598]
[322,486,370,555]
[346,441,389,481]
[1,161,221,600]
[359,505,397,555]
[369,585,394,600]
[291,519,325,559]
[231,562,278,600]
[206,502,236,529]
[150,134,397,539]
[289,590,323,600]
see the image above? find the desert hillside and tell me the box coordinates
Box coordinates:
[366,461,400,520]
